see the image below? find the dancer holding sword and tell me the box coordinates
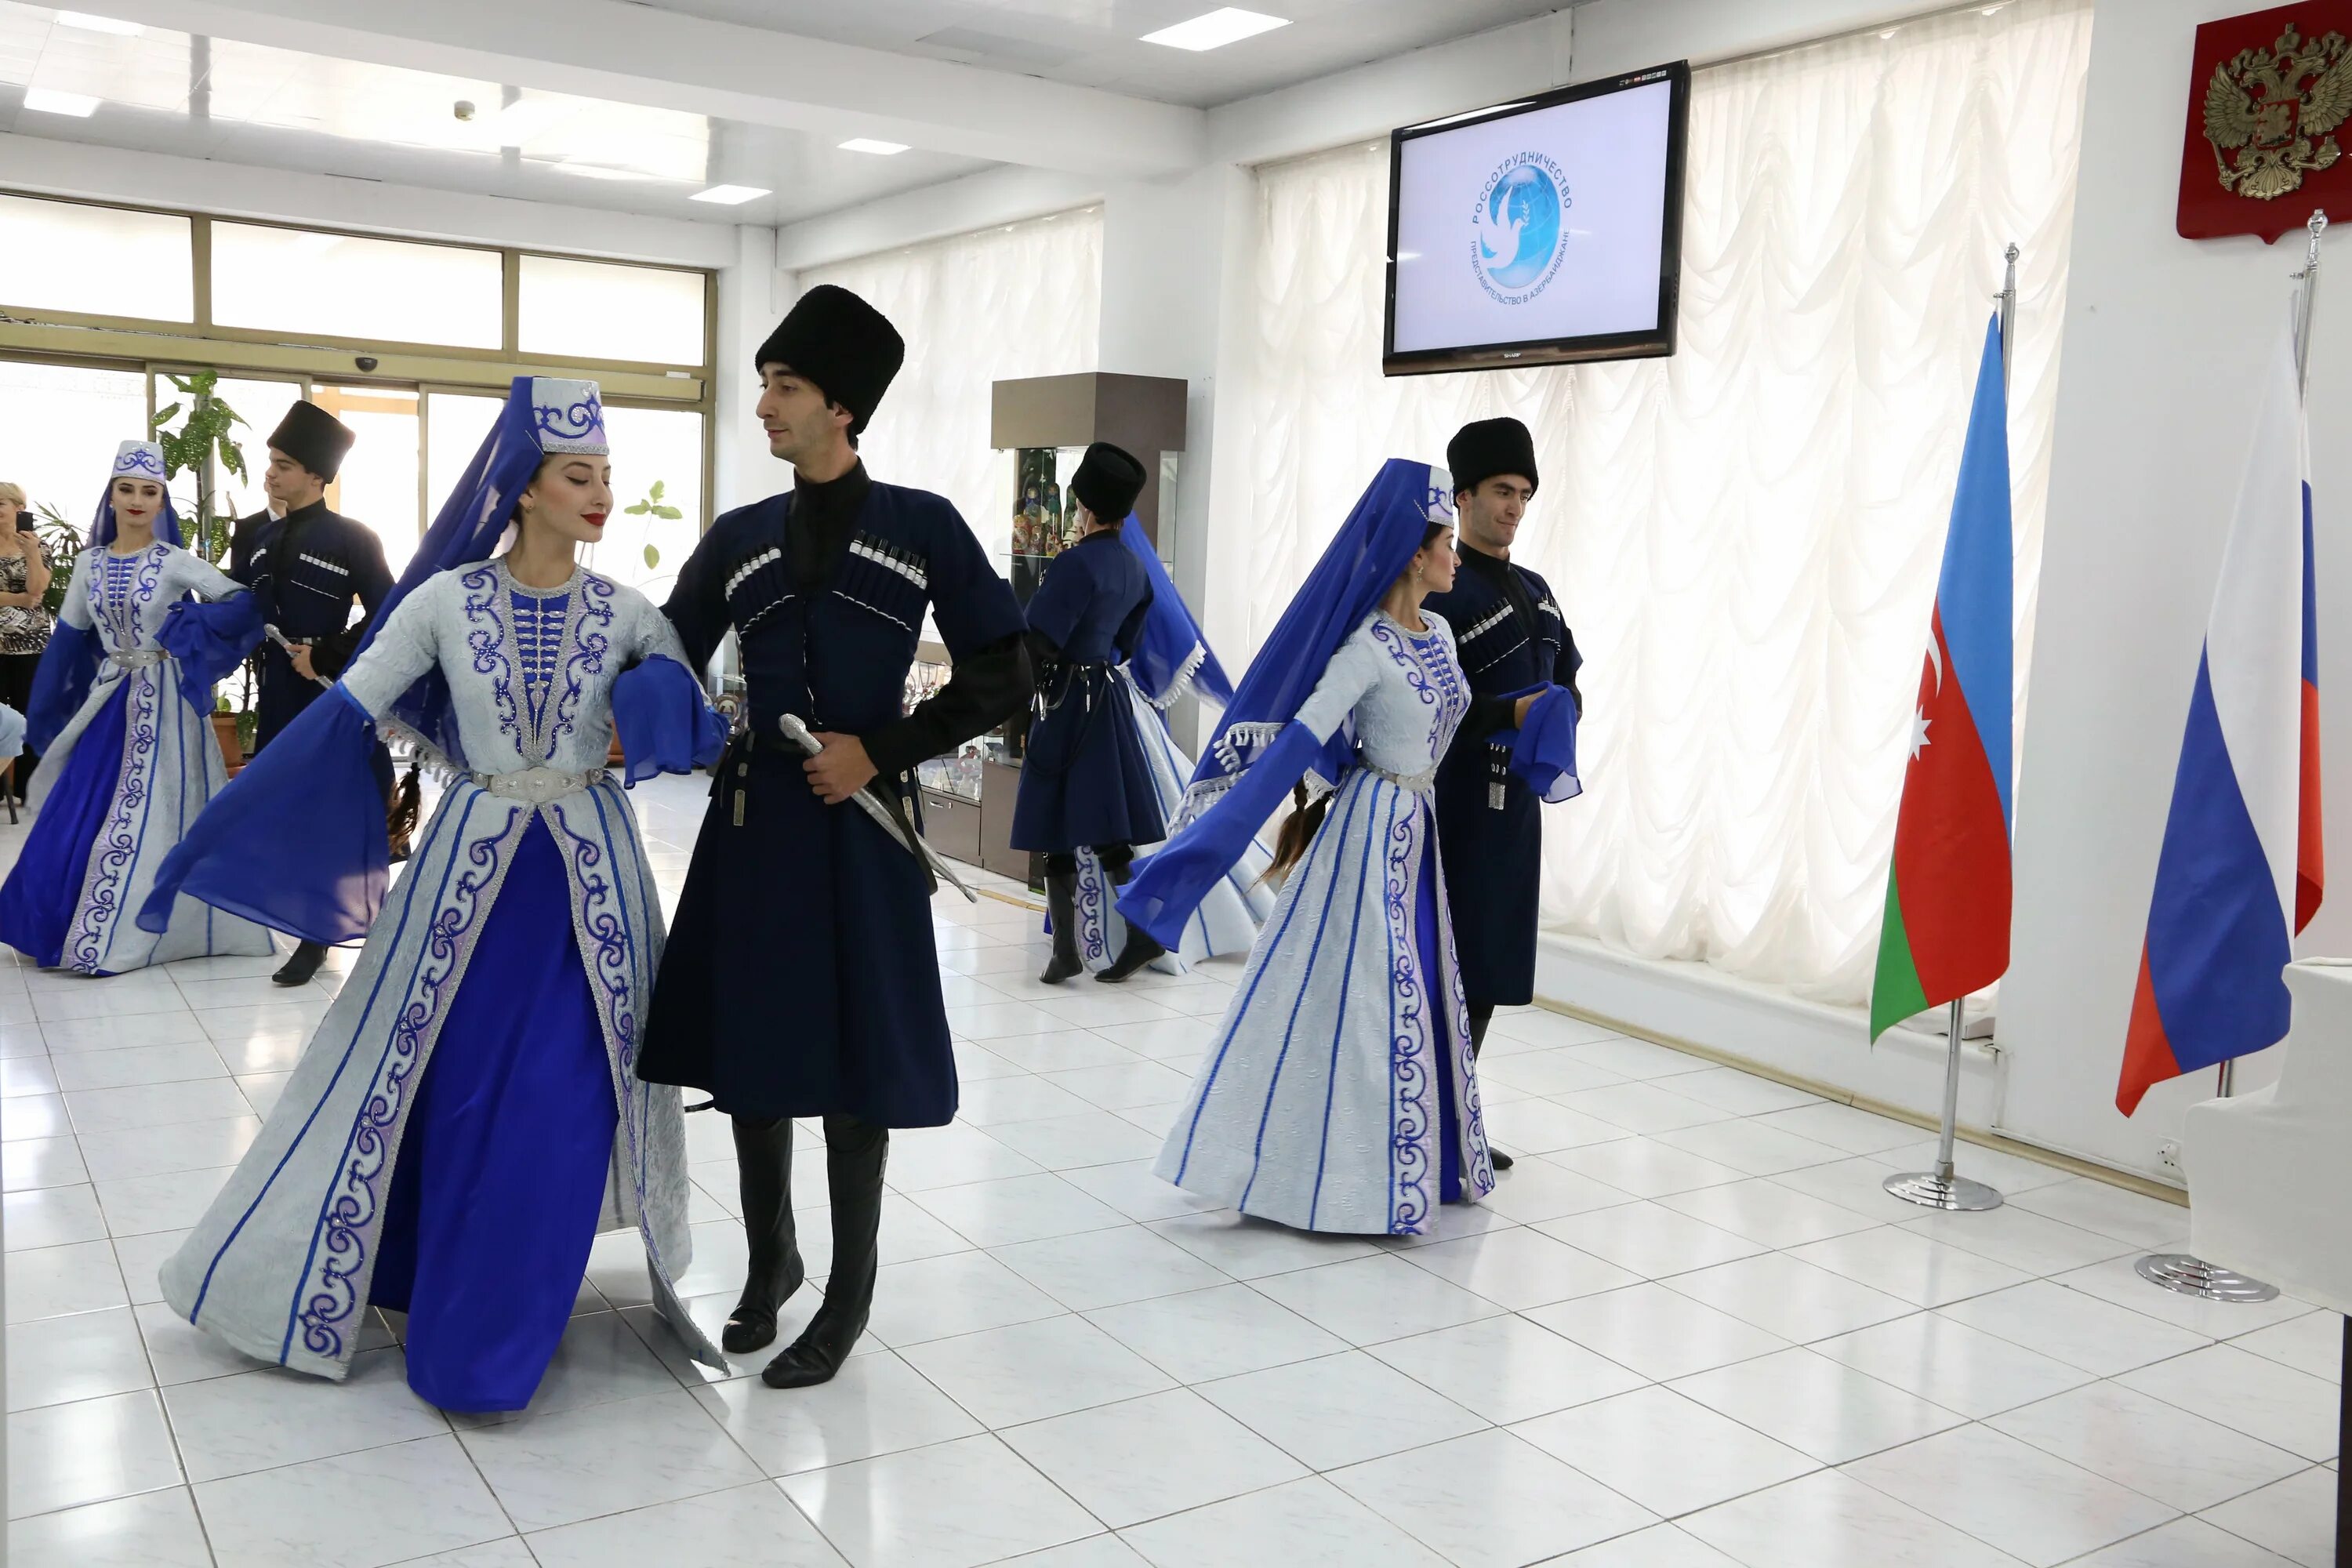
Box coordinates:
[640,285,1032,1390]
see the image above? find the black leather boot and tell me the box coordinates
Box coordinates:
[1095,924,1164,983]
[273,941,328,987]
[1092,845,1161,982]
[722,1116,804,1355]
[764,1115,886,1389]
[1040,869,1083,985]
[1468,1005,1512,1171]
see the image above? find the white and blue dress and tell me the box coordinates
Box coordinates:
[1152,612,1496,1234]
[144,559,728,1410]
[0,541,273,973]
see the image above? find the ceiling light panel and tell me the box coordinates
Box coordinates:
[1141,7,1290,51]
[690,182,769,203]
[23,83,97,113]
[52,9,140,34]
[837,137,907,155]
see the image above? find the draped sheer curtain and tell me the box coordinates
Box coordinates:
[1242,0,2093,1004]
[797,207,1104,548]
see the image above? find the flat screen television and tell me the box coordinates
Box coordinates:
[1384,62,1690,377]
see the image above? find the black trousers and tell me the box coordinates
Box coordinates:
[1043,845,1137,878]
[1468,1003,1495,1059]
[0,649,42,799]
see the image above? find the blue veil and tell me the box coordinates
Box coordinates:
[355,376,606,769]
[1118,458,1455,946]
[1116,521,1232,710]
[93,441,183,548]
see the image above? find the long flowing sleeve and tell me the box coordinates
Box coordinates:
[611,599,727,786]
[1508,684,1581,803]
[1117,633,1382,949]
[157,551,263,714]
[25,562,98,755]
[137,579,445,944]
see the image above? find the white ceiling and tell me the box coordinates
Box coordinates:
[630,0,1571,108]
[0,2,995,224]
[0,1,1573,229]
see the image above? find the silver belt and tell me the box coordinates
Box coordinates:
[109,648,166,669]
[1362,760,1436,795]
[467,766,606,804]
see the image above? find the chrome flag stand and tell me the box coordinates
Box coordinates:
[1883,244,2020,1215]
[2137,209,2325,1303]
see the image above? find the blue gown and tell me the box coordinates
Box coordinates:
[0,543,272,973]
[147,561,728,1408]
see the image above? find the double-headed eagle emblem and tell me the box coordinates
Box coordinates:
[2204,21,2352,200]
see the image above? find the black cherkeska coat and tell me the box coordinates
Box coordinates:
[639,469,1029,1128]
[1420,546,1582,1007]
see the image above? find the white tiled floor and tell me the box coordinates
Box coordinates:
[3,773,2343,1567]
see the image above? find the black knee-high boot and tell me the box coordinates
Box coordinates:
[724,1116,806,1354]
[762,1114,886,1389]
[1040,854,1083,985]
[1094,844,1163,983]
[1467,1006,1513,1171]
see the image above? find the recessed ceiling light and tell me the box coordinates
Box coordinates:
[690,183,770,204]
[53,10,141,34]
[1142,8,1289,51]
[554,162,652,183]
[24,87,101,116]
[838,138,909,156]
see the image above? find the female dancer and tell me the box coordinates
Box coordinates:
[140,379,729,1411]
[1069,517,1273,980]
[1120,459,1562,1236]
[0,441,271,974]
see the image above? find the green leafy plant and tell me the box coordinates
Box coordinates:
[29,500,83,617]
[625,480,683,571]
[151,368,251,568]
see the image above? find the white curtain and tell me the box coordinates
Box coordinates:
[1241,0,2095,1004]
[796,207,1104,550]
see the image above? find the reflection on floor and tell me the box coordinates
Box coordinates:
[2,772,2340,1567]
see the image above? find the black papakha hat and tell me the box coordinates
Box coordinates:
[268,400,356,482]
[1069,441,1147,524]
[1446,416,1539,497]
[755,284,907,440]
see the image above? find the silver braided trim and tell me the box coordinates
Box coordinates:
[109,648,167,669]
[1145,642,1209,712]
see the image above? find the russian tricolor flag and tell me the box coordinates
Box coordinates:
[2117,314,2324,1116]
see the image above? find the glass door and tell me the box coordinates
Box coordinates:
[312,386,423,576]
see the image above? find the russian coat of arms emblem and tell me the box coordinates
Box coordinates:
[2180,4,2352,241]
[2202,21,2352,199]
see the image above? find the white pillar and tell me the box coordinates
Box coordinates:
[1096,165,1258,750]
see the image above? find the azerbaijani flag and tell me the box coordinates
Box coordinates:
[1870,315,2014,1041]
[2116,314,2322,1116]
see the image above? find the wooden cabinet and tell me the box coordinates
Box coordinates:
[920,787,982,868]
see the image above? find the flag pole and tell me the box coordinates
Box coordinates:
[1882,243,2020,1215]
[2133,212,2323,1304]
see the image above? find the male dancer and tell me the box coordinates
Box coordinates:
[228,400,393,986]
[641,285,1031,1388]
[1421,417,1582,1170]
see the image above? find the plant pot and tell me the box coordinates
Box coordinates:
[211,710,245,776]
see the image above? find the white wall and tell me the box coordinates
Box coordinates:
[1998,0,2352,1180]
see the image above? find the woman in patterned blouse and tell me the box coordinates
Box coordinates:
[0,481,53,802]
